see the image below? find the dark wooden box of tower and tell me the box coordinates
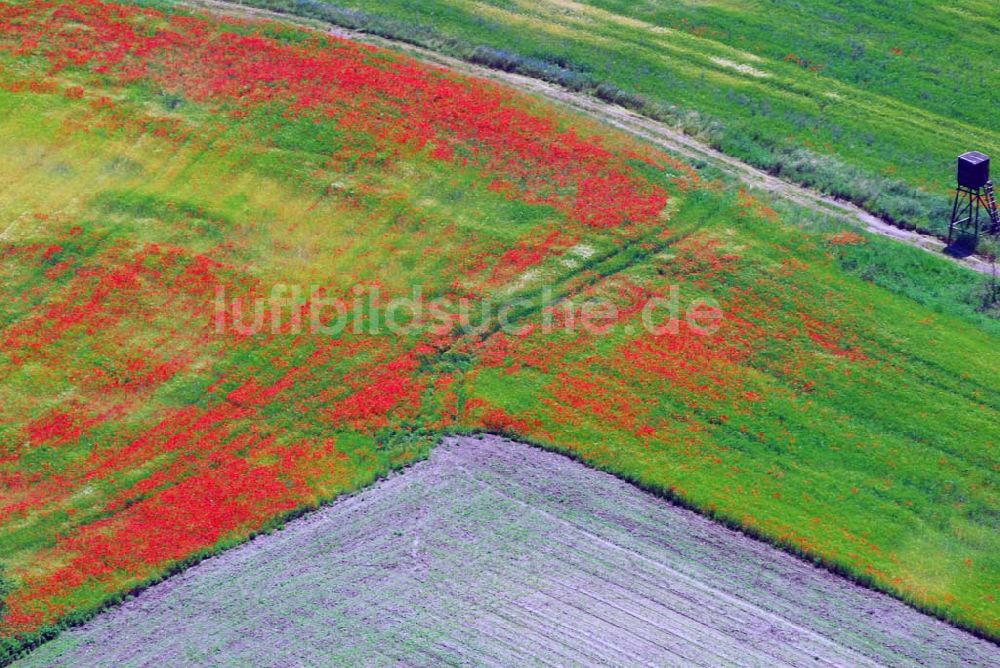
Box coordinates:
[957,151,990,189]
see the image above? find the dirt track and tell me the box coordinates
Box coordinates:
[17,436,997,667]
[180,0,995,275]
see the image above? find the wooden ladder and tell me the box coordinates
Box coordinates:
[986,180,1000,232]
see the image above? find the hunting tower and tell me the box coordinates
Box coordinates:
[949,151,1000,244]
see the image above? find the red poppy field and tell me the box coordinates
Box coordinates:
[0,0,997,657]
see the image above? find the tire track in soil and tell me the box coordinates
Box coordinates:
[182,0,996,275]
[16,436,998,667]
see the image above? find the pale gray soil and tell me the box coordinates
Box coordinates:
[17,436,998,667]
[183,0,996,275]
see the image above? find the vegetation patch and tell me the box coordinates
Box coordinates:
[239,0,1000,250]
[0,0,997,660]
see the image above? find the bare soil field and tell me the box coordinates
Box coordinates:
[15,436,997,667]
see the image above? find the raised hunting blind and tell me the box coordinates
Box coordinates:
[949,151,1000,244]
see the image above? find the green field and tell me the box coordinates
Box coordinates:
[0,0,998,659]
[242,0,1000,247]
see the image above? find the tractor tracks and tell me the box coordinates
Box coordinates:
[180,0,996,275]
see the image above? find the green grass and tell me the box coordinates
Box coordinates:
[237,0,1000,247]
[0,0,998,658]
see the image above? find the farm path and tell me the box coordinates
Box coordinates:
[16,436,998,667]
[183,0,996,275]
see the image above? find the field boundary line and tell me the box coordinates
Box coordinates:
[176,0,996,275]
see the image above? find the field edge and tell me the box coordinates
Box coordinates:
[4,428,998,665]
